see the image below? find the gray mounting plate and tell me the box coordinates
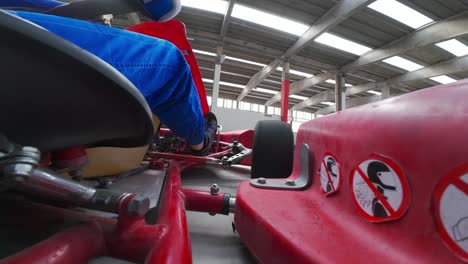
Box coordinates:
[250,144,313,190]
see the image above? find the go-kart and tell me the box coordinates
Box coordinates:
[1,3,467,264]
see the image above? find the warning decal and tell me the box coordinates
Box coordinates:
[350,154,410,223]
[434,165,468,262]
[319,153,342,196]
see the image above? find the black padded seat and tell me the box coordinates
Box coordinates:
[0,10,154,152]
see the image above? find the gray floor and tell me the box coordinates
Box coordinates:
[182,165,257,264]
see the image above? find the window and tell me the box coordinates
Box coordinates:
[224,99,233,108]
[274,107,281,116]
[267,106,274,115]
[259,105,265,113]
[240,102,251,111]
[252,104,259,112]
[207,96,212,106]
[217,98,224,108]
[292,121,301,133]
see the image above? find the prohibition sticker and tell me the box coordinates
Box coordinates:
[350,154,410,223]
[319,153,342,196]
[434,165,468,262]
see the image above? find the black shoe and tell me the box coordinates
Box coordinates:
[192,112,218,156]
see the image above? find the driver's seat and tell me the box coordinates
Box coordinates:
[0,10,155,175]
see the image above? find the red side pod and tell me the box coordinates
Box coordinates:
[235,80,468,263]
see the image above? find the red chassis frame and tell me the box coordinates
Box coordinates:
[0,129,252,264]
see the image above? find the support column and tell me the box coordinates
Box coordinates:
[211,47,224,112]
[280,62,290,122]
[335,73,346,112]
[381,86,391,99]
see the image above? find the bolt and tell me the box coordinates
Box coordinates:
[22,146,38,152]
[14,176,26,183]
[127,195,150,217]
[257,177,266,184]
[285,179,296,186]
[210,184,220,195]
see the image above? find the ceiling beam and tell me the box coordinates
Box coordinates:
[220,0,236,41]
[347,55,468,96]
[291,91,335,111]
[293,55,468,111]
[272,10,468,107]
[237,0,375,101]
[266,72,334,106]
[341,11,468,72]
[187,29,336,70]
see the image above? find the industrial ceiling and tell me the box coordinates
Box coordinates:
[111,0,468,114]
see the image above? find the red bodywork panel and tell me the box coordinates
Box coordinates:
[127,20,210,115]
[235,80,468,263]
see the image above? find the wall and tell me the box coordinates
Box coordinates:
[213,107,280,132]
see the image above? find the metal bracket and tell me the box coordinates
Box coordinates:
[250,144,312,190]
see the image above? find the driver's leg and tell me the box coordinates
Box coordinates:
[12,11,216,154]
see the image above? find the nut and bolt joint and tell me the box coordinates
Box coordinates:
[285,179,296,186]
[210,184,220,195]
[127,195,151,217]
[257,177,266,184]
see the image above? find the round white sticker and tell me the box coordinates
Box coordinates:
[351,154,410,222]
[434,166,468,262]
[319,153,342,196]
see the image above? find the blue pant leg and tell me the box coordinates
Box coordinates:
[12,11,206,145]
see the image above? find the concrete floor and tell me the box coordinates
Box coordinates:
[182,165,257,264]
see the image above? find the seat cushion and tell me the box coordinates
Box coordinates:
[0,11,154,152]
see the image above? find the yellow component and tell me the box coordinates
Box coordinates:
[82,115,160,178]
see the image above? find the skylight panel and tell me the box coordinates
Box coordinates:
[220,81,244,89]
[254,88,278,95]
[193,49,216,56]
[430,75,457,84]
[290,95,308,100]
[436,39,468,57]
[366,90,382,95]
[325,79,353,87]
[315,33,372,56]
[181,0,227,14]
[202,79,245,89]
[368,0,433,29]
[231,4,309,36]
[383,56,423,71]
[277,67,313,78]
[226,56,266,67]
[194,49,313,78]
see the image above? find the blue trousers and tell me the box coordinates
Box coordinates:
[13,11,206,145]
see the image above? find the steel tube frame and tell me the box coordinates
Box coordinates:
[281,62,290,122]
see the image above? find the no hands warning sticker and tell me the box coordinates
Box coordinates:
[434,165,468,262]
[320,153,342,196]
[350,154,410,223]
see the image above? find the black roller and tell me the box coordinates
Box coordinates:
[251,121,294,179]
